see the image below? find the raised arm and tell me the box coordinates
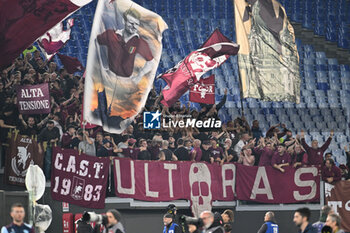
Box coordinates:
[320,130,334,152]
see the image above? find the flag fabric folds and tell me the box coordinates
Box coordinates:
[57,53,83,74]
[189,74,215,105]
[83,0,168,134]
[159,29,239,107]
[38,19,74,61]
[234,0,300,103]
[0,0,91,69]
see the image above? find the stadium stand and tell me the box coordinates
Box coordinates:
[48,0,350,164]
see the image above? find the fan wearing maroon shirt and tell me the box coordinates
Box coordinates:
[114,138,140,160]
[254,139,274,166]
[300,129,333,166]
[97,8,154,81]
[271,143,291,173]
[322,158,341,184]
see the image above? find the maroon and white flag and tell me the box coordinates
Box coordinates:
[38,19,74,60]
[51,147,110,209]
[190,74,215,104]
[57,53,83,74]
[325,181,350,232]
[159,29,239,107]
[5,133,44,186]
[0,0,91,69]
[16,83,51,115]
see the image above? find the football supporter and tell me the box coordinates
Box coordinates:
[300,129,333,166]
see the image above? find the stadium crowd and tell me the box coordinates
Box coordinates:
[0,47,350,184]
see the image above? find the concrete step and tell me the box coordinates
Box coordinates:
[291,22,350,66]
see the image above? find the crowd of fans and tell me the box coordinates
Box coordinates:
[0,47,350,185]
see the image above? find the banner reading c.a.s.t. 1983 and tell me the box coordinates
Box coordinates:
[51,147,110,209]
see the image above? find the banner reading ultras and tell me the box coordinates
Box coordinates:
[84,0,168,134]
[234,0,300,103]
[51,147,110,209]
[113,159,320,216]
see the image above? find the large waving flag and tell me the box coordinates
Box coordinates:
[38,19,74,60]
[83,0,168,134]
[159,29,239,107]
[234,0,300,103]
[0,0,91,69]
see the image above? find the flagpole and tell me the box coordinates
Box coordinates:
[237,70,245,117]
[233,0,245,117]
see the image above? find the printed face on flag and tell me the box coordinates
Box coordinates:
[84,0,167,133]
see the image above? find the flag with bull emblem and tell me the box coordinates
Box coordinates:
[189,74,215,105]
[234,0,300,103]
[159,29,239,107]
[38,19,74,61]
[5,133,44,186]
[83,0,168,134]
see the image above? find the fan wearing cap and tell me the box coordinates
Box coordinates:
[113,138,140,160]
[271,143,292,173]
[96,139,113,157]
[163,213,181,233]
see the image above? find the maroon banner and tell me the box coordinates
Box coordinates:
[114,160,321,209]
[0,0,90,69]
[113,158,236,216]
[16,83,51,114]
[51,147,110,209]
[5,133,44,186]
[190,74,215,104]
[236,164,320,203]
[325,181,350,232]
